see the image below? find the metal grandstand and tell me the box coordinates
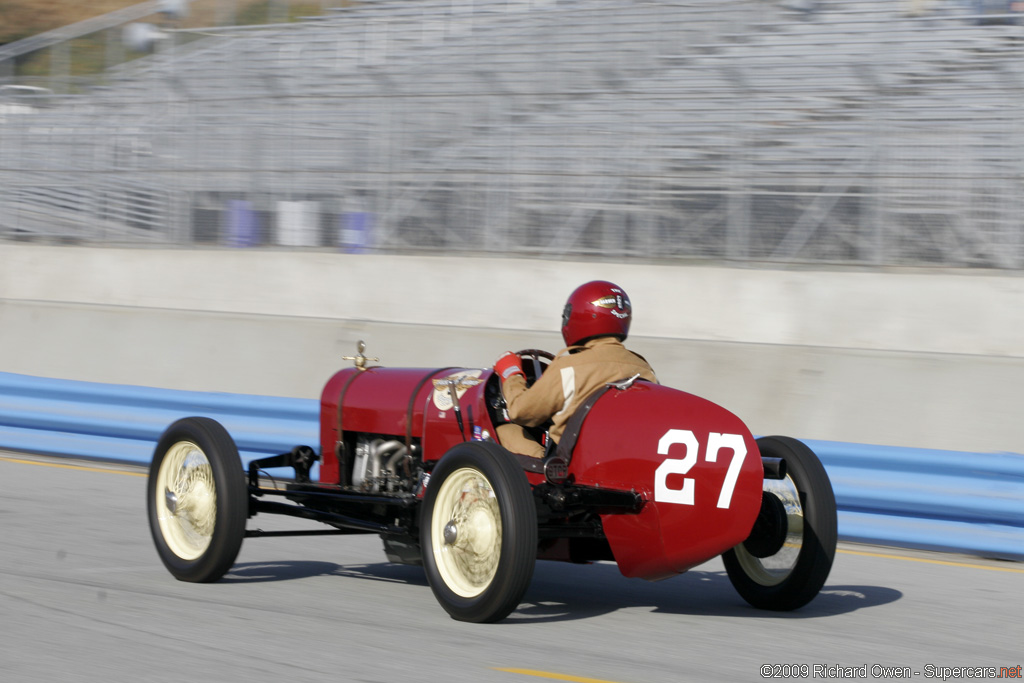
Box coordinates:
[1,0,1024,267]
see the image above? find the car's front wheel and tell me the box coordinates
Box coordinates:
[147,417,248,582]
[722,436,837,611]
[421,441,537,623]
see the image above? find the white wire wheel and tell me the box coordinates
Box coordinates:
[147,417,247,583]
[729,475,805,587]
[421,441,537,623]
[154,440,218,560]
[723,436,837,611]
[430,466,503,598]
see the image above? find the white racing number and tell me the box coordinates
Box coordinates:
[654,429,747,509]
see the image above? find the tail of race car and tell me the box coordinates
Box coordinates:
[551,378,836,611]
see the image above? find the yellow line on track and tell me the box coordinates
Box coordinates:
[3,455,1020,574]
[494,669,626,683]
[837,548,1024,574]
[0,455,145,477]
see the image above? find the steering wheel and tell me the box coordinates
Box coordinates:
[515,348,554,387]
[487,349,554,423]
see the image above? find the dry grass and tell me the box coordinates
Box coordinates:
[1,0,344,46]
[2,0,345,85]
[1,1,142,45]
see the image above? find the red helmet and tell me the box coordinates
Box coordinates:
[561,280,632,346]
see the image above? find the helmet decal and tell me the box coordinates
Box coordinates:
[590,290,630,319]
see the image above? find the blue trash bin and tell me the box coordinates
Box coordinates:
[226,199,260,247]
[340,211,373,254]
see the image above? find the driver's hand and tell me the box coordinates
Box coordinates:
[493,351,525,382]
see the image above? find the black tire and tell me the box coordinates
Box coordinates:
[420,441,537,623]
[147,417,248,583]
[722,436,837,611]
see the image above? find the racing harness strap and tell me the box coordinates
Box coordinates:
[552,374,644,466]
[552,386,611,466]
[514,453,547,474]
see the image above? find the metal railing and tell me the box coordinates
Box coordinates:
[0,371,318,472]
[2,370,1022,560]
[2,0,1024,267]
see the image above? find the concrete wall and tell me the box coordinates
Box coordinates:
[1,244,1021,453]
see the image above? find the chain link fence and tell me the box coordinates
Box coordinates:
[2,0,1024,267]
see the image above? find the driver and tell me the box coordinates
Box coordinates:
[492,280,657,458]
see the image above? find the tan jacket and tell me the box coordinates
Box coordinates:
[502,336,657,444]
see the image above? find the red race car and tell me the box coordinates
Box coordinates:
[147,343,837,623]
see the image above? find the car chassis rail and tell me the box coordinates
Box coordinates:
[243,447,652,541]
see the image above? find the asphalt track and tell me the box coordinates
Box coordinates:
[1,452,1020,683]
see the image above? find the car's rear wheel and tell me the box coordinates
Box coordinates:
[147,417,248,582]
[421,441,537,623]
[722,436,837,610]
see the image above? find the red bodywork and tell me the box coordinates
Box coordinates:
[319,367,491,482]
[569,382,762,578]
[319,366,762,581]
